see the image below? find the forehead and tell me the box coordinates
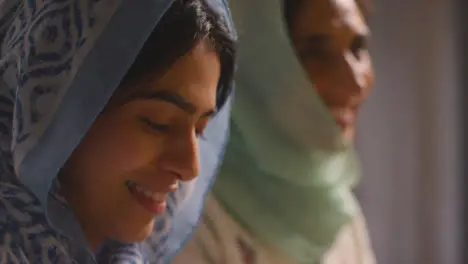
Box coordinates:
[291,0,369,36]
[154,41,220,94]
[112,41,220,112]
[145,41,220,109]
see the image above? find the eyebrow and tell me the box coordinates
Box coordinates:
[133,91,216,118]
[301,33,368,49]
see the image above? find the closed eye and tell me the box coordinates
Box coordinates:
[141,117,208,139]
[140,117,169,133]
[195,118,210,139]
[195,124,209,139]
[350,35,368,59]
[196,130,207,140]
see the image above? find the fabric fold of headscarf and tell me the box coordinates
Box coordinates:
[211,0,361,262]
[0,0,235,263]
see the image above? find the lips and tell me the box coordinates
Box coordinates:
[331,108,356,130]
[126,180,172,215]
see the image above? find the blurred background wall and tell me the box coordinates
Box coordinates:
[355,0,463,263]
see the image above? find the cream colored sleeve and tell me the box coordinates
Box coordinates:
[172,196,377,264]
[321,209,376,264]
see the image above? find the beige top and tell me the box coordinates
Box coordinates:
[172,195,376,264]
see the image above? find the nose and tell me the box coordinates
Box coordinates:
[160,132,199,182]
[336,50,373,98]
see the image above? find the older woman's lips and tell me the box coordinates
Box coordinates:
[332,109,355,130]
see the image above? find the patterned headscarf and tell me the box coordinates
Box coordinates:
[0,0,235,263]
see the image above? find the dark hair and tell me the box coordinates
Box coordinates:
[121,0,236,110]
[284,0,371,25]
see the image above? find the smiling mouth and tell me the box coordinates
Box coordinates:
[126,180,167,215]
[329,108,355,130]
[334,111,355,129]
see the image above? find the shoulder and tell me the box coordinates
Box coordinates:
[0,181,46,225]
[0,182,77,264]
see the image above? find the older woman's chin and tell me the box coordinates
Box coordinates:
[342,127,356,143]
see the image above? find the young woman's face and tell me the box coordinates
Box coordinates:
[59,41,221,249]
[288,0,374,141]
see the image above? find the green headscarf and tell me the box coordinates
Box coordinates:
[211,0,361,262]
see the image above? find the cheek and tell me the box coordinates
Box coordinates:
[300,61,333,96]
[301,58,331,82]
[65,115,165,187]
[60,112,168,242]
[302,56,374,103]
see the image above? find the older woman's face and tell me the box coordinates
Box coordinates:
[288,0,374,141]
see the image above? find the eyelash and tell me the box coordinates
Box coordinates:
[141,117,169,133]
[140,117,207,139]
[197,130,207,140]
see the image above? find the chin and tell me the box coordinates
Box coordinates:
[342,127,355,143]
[112,217,155,243]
